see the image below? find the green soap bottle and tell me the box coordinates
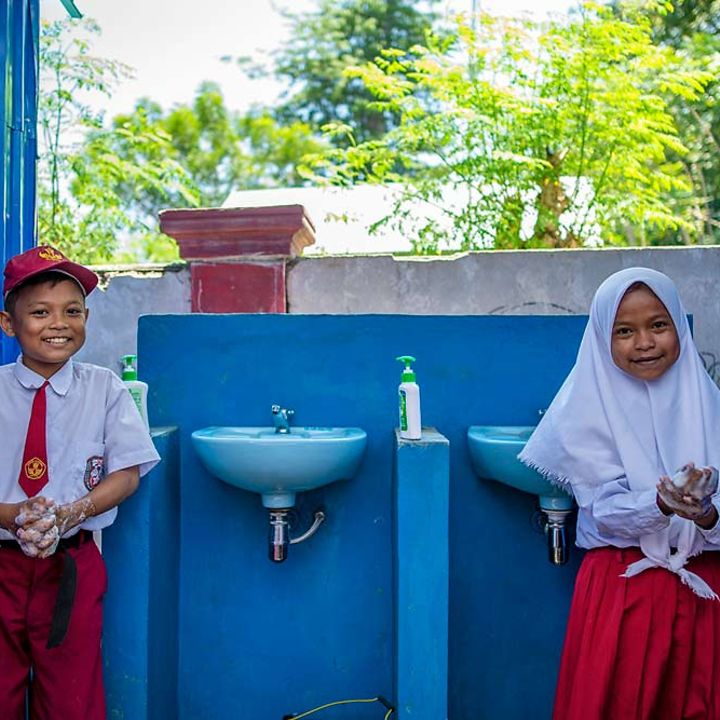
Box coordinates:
[121,354,149,429]
[396,355,421,440]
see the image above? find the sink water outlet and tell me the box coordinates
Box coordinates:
[269,509,326,563]
[467,425,574,565]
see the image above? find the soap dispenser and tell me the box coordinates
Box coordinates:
[396,355,422,440]
[121,354,149,429]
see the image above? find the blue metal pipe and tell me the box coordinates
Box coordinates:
[0,0,38,364]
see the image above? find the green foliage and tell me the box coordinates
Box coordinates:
[38,19,198,263]
[38,22,323,263]
[109,83,326,216]
[159,83,248,207]
[236,108,328,188]
[651,0,720,44]
[304,2,711,251]
[647,0,720,243]
[272,0,441,144]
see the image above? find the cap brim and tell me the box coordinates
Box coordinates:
[52,261,99,295]
[3,260,98,299]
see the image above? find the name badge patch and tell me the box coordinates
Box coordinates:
[83,456,105,490]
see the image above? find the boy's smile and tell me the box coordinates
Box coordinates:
[0,279,89,378]
[611,284,680,381]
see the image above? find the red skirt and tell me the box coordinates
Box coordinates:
[554,547,720,720]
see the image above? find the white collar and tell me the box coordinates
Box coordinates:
[13,356,74,396]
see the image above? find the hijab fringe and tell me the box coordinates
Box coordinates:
[678,569,718,600]
[517,451,573,493]
[622,555,719,600]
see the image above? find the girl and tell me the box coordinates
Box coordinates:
[519,267,720,720]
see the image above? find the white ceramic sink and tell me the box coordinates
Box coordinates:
[191,426,367,508]
[467,425,572,511]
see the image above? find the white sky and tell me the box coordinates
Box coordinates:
[40,0,575,119]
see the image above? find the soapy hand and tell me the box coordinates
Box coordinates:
[54,497,96,537]
[657,463,719,522]
[14,497,60,558]
[13,495,96,558]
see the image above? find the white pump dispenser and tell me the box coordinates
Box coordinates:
[121,354,149,429]
[396,355,422,440]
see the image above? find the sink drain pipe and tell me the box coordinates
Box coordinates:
[269,509,326,562]
[544,509,573,565]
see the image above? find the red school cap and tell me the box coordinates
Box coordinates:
[3,245,98,300]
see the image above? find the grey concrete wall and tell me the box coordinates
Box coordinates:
[287,246,720,381]
[74,247,720,384]
[77,264,190,372]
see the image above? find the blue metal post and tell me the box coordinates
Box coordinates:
[0,0,39,363]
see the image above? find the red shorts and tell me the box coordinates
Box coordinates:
[0,537,107,720]
[554,547,720,720]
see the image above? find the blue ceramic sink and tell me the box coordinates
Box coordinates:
[191,426,367,508]
[467,425,572,511]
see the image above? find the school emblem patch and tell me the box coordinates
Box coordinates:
[38,247,64,262]
[24,457,47,480]
[83,456,105,490]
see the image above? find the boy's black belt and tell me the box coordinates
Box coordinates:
[0,529,93,648]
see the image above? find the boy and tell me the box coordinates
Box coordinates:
[0,245,160,719]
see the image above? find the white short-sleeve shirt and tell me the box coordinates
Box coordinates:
[0,357,160,539]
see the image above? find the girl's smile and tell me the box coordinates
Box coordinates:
[611,284,680,381]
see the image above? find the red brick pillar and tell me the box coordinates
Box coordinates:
[158,205,315,313]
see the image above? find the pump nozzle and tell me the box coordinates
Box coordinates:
[396,355,417,383]
[121,354,138,381]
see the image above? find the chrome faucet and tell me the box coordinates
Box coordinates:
[271,405,294,434]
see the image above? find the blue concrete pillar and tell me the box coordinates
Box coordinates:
[102,427,180,719]
[393,428,449,719]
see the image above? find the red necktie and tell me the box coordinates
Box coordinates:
[18,381,50,497]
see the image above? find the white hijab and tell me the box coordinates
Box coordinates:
[519,267,720,598]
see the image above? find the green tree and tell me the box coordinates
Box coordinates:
[652,0,720,44]
[107,83,325,219]
[304,2,711,252]
[38,18,197,263]
[39,22,323,263]
[271,0,441,143]
[649,0,720,243]
[237,107,329,188]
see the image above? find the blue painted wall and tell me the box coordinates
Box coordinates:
[139,313,588,719]
[0,0,39,362]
